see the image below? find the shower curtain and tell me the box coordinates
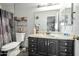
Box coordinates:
[9,13,16,42]
[1,10,12,45]
[0,9,16,53]
[0,9,3,49]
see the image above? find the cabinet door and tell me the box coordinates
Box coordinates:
[38,38,48,56]
[48,39,58,56]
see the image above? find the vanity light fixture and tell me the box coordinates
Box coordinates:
[37,3,59,8]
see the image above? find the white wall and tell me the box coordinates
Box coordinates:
[0,3,14,13]
[72,3,79,35]
[71,4,79,56]
[14,3,37,36]
[0,4,1,8]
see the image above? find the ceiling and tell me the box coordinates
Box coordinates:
[14,3,39,8]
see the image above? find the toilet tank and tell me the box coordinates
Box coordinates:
[16,33,25,42]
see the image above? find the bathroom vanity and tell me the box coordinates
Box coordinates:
[28,34,75,56]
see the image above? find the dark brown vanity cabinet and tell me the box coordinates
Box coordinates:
[28,37,74,56]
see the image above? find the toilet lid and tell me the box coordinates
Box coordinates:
[1,42,21,51]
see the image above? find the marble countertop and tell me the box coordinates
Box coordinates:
[29,33,75,40]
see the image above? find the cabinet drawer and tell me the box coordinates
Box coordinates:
[29,48,37,53]
[59,40,73,47]
[59,46,73,53]
[59,48,68,52]
[29,43,37,48]
[28,37,37,43]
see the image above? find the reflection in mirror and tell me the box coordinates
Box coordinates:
[59,3,73,33]
[47,16,55,32]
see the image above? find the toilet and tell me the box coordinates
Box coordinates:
[1,33,25,56]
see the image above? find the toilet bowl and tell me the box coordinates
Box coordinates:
[1,42,21,56]
[1,33,25,56]
[1,42,20,51]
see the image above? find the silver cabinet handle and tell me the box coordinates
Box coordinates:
[31,50,34,52]
[65,49,67,52]
[45,41,47,45]
[48,43,49,46]
[32,40,34,42]
[32,45,34,47]
[65,43,67,45]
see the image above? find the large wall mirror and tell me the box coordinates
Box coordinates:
[34,3,73,33]
[34,10,59,33]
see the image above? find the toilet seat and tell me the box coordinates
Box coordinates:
[1,42,21,51]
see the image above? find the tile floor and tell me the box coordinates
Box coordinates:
[17,48,28,56]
